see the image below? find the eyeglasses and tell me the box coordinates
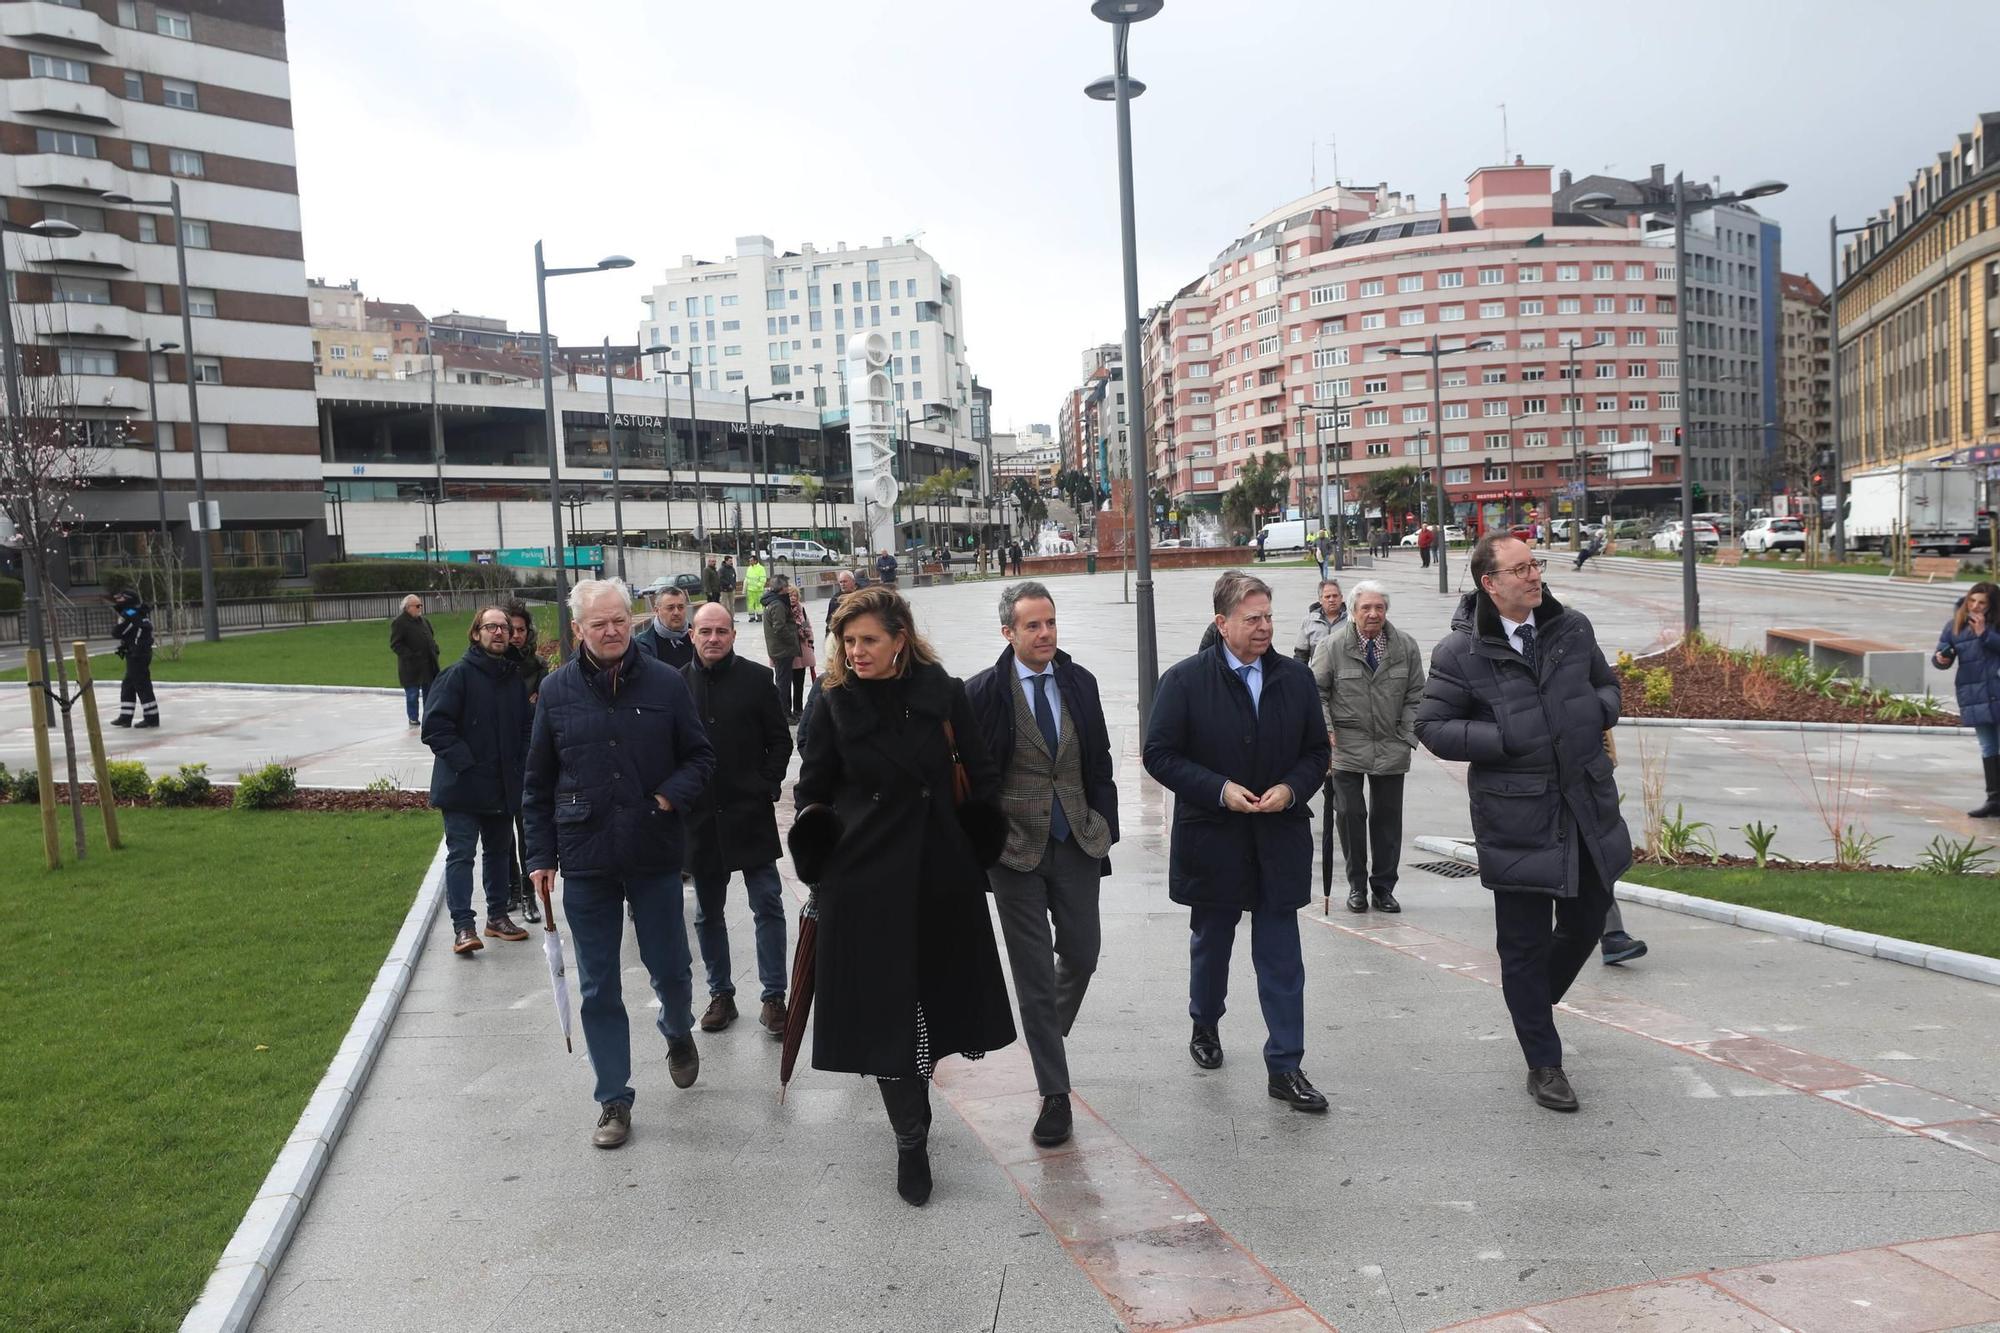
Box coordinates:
[1501,559,1548,579]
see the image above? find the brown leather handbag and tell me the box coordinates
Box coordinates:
[941,719,971,807]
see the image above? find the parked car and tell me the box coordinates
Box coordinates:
[770,537,835,564]
[1651,521,1720,553]
[1692,511,1735,539]
[1550,518,1603,542]
[1741,516,1808,553]
[1608,518,1649,543]
[642,573,706,598]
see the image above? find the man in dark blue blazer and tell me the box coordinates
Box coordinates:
[1143,570,1332,1112]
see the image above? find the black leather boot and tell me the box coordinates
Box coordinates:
[877,1077,933,1206]
[1972,757,2000,819]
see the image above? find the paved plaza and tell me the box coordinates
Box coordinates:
[10,556,2000,1330]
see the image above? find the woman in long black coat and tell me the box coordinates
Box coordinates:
[789,585,1014,1206]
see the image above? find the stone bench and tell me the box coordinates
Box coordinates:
[1765,626,1926,694]
[1712,546,1743,566]
[1910,555,1963,582]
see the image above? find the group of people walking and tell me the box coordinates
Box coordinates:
[414,533,1647,1208]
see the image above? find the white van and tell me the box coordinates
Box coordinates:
[1255,519,1308,553]
[769,537,835,565]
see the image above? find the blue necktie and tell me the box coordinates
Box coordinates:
[1517,622,1538,673]
[1033,675,1069,842]
[1364,637,1378,673]
[1236,663,1257,715]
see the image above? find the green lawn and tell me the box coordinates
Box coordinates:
[1,605,562,687]
[1628,864,2000,959]
[1607,550,1986,580]
[0,806,442,1332]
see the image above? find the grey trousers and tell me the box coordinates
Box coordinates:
[1603,901,1625,938]
[988,836,1103,1096]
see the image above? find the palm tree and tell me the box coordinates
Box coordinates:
[794,473,825,540]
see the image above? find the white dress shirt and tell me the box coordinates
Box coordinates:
[1498,609,1539,659]
[1015,656,1060,733]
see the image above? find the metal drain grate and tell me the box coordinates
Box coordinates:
[1411,860,1481,879]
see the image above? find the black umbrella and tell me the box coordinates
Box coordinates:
[1321,776,1337,913]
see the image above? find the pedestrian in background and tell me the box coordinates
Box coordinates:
[1293,578,1347,663]
[1574,529,1605,572]
[683,601,794,1036]
[825,568,857,635]
[1934,580,2000,818]
[1143,570,1333,1114]
[1416,534,1632,1114]
[634,584,695,668]
[786,581,815,719]
[423,606,534,955]
[503,599,546,705]
[524,578,717,1150]
[876,549,898,587]
[789,585,1013,1206]
[719,555,739,611]
[745,554,768,624]
[1311,580,1423,914]
[965,581,1118,1149]
[701,557,721,605]
[761,573,800,714]
[390,593,440,727]
[1417,524,1435,569]
[108,589,158,728]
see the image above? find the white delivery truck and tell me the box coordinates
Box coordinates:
[1255,518,1309,553]
[1844,464,1990,557]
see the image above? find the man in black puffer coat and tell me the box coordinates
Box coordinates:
[524,579,716,1150]
[423,607,535,955]
[1416,533,1632,1115]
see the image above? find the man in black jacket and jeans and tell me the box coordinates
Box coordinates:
[964,581,1119,1148]
[525,578,716,1149]
[682,601,793,1036]
[422,607,535,954]
[1416,534,1633,1114]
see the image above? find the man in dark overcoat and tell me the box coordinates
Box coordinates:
[1415,533,1632,1114]
[682,601,793,1036]
[1143,570,1333,1113]
[389,593,440,726]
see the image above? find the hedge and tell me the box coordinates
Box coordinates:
[102,565,283,601]
[309,560,519,596]
[0,575,21,612]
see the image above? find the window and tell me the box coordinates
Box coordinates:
[35,129,97,158]
[1659,360,1678,378]
[1518,265,1541,283]
[1519,299,1543,315]
[1398,275,1423,293]
[1311,346,1349,368]
[187,287,217,316]
[168,148,204,178]
[1660,391,1679,409]
[1443,370,1468,387]
[1478,267,1506,286]
[161,78,198,110]
[1627,329,1648,346]
[1366,441,1390,458]
[1256,335,1279,355]
[1401,406,1428,424]
[1556,264,1580,282]
[1596,427,1620,445]
[1628,362,1648,378]
[1594,296,1615,313]
[118,0,137,24]
[1523,431,1549,448]
[29,54,91,83]
[44,202,105,232]
[1594,363,1616,379]
[53,275,112,304]
[1595,396,1618,412]
[1520,333,1547,349]
[124,70,143,99]
[371,346,388,362]
[1522,397,1547,414]
[1482,400,1508,417]
[1309,282,1346,304]
[60,348,119,376]
[1438,271,1465,289]
[1360,312,1385,330]
[1484,462,1509,482]
[1625,264,1645,281]
[1479,301,1505,319]
[1557,298,1581,315]
[155,7,191,38]
[1362,377,1388,394]
[1398,309,1425,326]
[1445,468,1471,485]
[1593,263,1613,281]
[1482,368,1507,384]
[1363,408,1390,427]
[1627,296,1646,313]
[1359,279,1384,297]
[180,219,209,248]
[328,344,347,360]
[1656,328,1677,346]
[1439,305,1464,322]
[1443,402,1469,420]
[719,294,738,307]
[1255,306,1278,327]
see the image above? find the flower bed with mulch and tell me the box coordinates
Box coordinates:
[1616,636,1956,728]
[4,782,427,812]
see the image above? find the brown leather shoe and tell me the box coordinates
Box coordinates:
[699,994,738,1032]
[484,914,529,941]
[667,1036,699,1088]
[452,926,483,956]
[759,998,787,1036]
[592,1102,630,1148]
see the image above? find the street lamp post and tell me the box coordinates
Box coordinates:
[106,185,221,641]
[639,342,675,540]
[1086,0,1164,729]
[1579,173,1787,636]
[0,211,83,717]
[1313,394,1371,568]
[531,242,631,658]
[1562,336,1608,548]
[1504,408,1540,532]
[654,350,705,548]
[1826,215,1878,562]
[1385,336,1495,593]
[743,387,783,560]
[601,336,628,582]
[142,336,180,560]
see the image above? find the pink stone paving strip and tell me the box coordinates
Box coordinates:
[934,1047,1334,1333]
[1442,1233,2000,1333]
[1305,910,2000,1164]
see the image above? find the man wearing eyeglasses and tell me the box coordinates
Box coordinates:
[1415,534,1632,1115]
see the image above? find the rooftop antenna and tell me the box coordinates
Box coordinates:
[1498,103,1508,161]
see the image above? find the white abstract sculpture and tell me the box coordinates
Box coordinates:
[846,332,898,557]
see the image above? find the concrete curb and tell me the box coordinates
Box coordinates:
[1616,716,1971,737]
[1,680,400,696]
[179,835,449,1333]
[1607,558,1966,603]
[1411,834,2000,988]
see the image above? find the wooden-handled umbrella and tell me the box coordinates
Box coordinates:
[777,890,819,1102]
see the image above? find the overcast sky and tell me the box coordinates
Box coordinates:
[289,0,1999,433]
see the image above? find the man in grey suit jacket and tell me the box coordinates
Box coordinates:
[964,581,1118,1150]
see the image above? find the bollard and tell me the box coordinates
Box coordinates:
[25,652,60,868]
[72,641,121,851]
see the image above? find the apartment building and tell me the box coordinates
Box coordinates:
[1778,271,1830,489]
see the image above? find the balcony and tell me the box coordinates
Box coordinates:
[9,78,119,126]
[0,0,111,51]
[25,230,135,271]
[12,153,124,196]
[36,301,137,341]
[53,375,146,412]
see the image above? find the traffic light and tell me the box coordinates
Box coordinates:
[1692,482,1705,501]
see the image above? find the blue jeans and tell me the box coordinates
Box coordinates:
[1978,724,2000,759]
[692,861,788,1001]
[1187,905,1305,1074]
[442,810,515,931]
[404,684,424,723]
[562,872,695,1108]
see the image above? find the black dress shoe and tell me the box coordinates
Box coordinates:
[1526,1066,1578,1112]
[1345,889,1368,913]
[1031,1093,1073,1147]
[1189,1024,1223,1070]
[1267,1070,1329,1113]
[1601,932,1648,965]
[1371,892,1401,913]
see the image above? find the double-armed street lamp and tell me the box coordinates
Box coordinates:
[1385,336,1496,593]
[532,244,631,657]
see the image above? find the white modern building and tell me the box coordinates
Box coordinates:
[1,0,320,588]
[639,234,976,436]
